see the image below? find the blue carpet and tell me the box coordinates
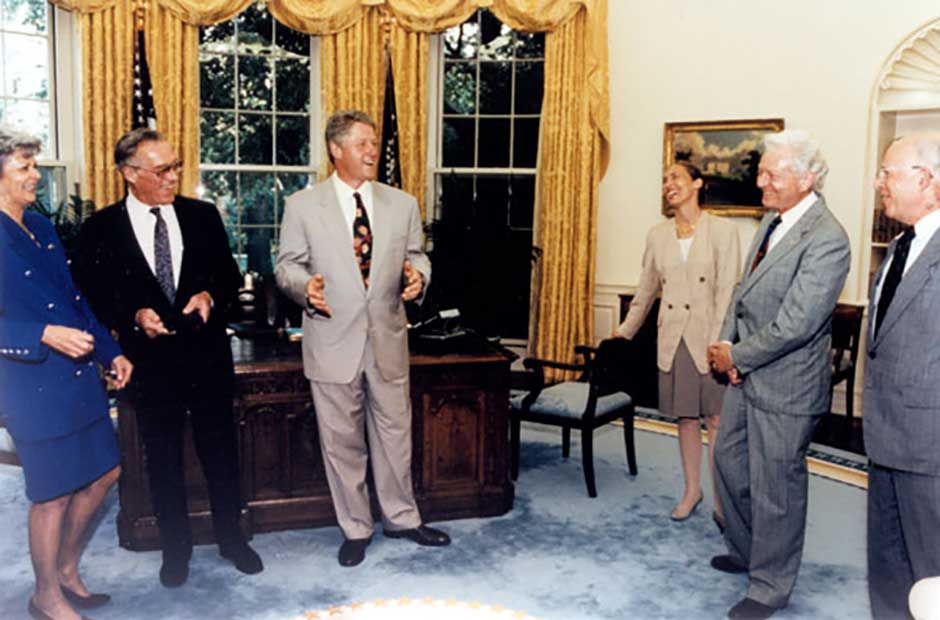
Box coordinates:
[0,424,868,619]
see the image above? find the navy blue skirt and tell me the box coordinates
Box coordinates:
[15,415,119,502]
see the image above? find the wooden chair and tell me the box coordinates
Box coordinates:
[509,341,637,498]
[831,303,864,420]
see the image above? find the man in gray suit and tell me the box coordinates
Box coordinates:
[707,130,850,619]
[275,110,449,567]
[865,132,940,619]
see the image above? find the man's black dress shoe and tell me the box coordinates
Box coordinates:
[728,597,780,619]
[338,536,372,567]
[384,524,451,546]
[159,555,190,588]
[27,597,94,620]
[710,555,747,574]
[61,584,111,609]
[220,542,264,575]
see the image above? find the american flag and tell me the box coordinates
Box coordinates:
[378,52,401,188]
[132,28,156,129]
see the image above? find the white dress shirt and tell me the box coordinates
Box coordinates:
[872,208,940,324]
[331,173,375,238]
[126,190,184,287]
[767,191,818,252]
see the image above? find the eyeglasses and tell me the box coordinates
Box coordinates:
[876,165,935,181]
[127,160,183,177]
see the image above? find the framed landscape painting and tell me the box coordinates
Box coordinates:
[662,118,784,217]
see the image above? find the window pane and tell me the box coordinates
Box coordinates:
[236,4,272,54]
[200,111,236,164]
[275,57,309,112]
[33,164,66,216]
[199,53,234,109]
[443,62,475,115]
[4,32,48,98]
[238,113,273,164]
[238,55,273,111]
[275,24,309,57]
[243,226,277,276]
[239,173,276,276]
[1,0,46,34]
[514,61,543,114]
[513,117,539,168]
[199,20,234,53]
[276,172,311,229]
[276,115,308,166]
[442,20,479,60]
[441,118,475,168]
[508,175,535,229]
[239,172,276,277]
[478,11,512,61]
[476,175,510,226]
[479,61,510,114]
[199,170,238,251]
[514,32,544,59]
[6,98,49,152]
[477,118,510,167]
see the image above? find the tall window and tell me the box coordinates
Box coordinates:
[198,4,317,275]
[431,10,543,339]
[0,0,55,155]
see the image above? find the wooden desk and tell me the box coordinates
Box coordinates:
[116,335,515,550]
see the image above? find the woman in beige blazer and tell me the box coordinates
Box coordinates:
[615,162,740,524]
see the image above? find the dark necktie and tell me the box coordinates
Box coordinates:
[150,207,176,303]
[874,227,915,338]
[750,215,783,274]
[352,192,373,287]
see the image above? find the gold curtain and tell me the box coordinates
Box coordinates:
[49,0,135,208]
[528,7,605,369]
[387,26,429,217]
[145,3,200,196]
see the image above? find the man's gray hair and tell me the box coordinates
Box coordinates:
[763,129,829,192]
[0,127,41,178]
[114,127,165,168]
[324,110,376,163]
[907,132,940,176]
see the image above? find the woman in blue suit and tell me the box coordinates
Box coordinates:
[0,129,133,620]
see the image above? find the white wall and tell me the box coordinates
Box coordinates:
[594,0,940,338]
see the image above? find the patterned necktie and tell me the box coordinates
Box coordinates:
[749,215,783,274]
[150,207,176,303]
[874,227,915,338]
[352,192,373,287]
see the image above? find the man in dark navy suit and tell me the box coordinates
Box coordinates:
[74,128,262,587]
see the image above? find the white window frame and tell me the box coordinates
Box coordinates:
[427,14,544,345]
[196,12,322,265]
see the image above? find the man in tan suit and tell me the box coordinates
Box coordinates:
[275,110,449,567]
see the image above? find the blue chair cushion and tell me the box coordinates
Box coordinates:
[512,381,631,419]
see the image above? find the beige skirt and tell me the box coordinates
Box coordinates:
[658,339,725,419]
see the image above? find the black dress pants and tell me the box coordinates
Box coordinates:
[136,398,244,559]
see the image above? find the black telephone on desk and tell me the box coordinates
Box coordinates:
[409,308,472,353]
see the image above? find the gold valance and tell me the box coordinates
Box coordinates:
[48,0,118,14]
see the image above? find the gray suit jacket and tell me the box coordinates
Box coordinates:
[864,226,940,474]
[275,180,430,384]
[719,197,850,415]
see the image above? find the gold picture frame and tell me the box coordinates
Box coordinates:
[662,118,785,217]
